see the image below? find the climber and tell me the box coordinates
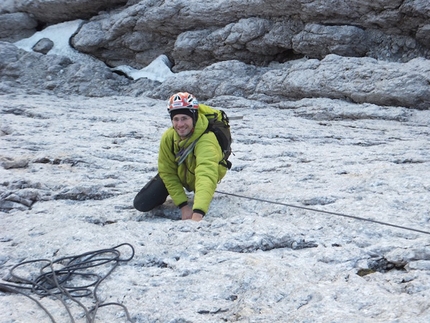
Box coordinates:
[133,92,230,221]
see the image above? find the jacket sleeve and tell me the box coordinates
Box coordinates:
[158,130,188,207]
[192,132,223,214]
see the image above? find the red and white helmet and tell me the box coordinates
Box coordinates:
[167,92,199,114]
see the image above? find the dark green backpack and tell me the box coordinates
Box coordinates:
[200,104,232,169]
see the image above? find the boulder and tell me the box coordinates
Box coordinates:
[32,38,54,54]
[16,0,128,24]
[0,12,37,42]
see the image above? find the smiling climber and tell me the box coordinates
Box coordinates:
[133,92,231,221]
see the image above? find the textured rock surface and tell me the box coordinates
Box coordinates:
[2,0,430,68]
[0,0,429,111]
[0,12,37,42]
[1,41,430,109]
[148,56,430,109]
[69,0,430,70]
[16,0,128,24]
[0,41,130,97]
[1,1,430,321]
[1,94,430,322]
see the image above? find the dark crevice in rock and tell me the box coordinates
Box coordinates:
[393,159,426,164]
[35,21,46,32]
[273,49,304,63]
[357,257,407,276]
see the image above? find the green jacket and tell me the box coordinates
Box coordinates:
[158,105,227,215]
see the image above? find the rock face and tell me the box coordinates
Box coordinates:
[2,0,430,66]
[69,0,430,70]
[0,41,130,97]
[1,94,430,322]
[3,40,429,109]
[147,56,430,110]
[16,0,129,24]
[0,0,430,108]
[0,12,37,42]
[1,1,430,322]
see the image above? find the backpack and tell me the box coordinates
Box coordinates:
[199,104,232,169]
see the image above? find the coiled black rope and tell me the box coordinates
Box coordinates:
[215,190,430,236]
[0,243,135,323]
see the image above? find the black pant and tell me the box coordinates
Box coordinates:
[133,174,169,212]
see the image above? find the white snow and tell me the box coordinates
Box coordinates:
[14,20,93,63]
[14,21,173,82]
[113,55,174,82]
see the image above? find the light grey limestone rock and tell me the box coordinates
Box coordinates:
[69,0,430,71]
[3,37,430,110]
[0,12,37,42]
[0,157,29,169]
[1,94,429,322]
[147,55,430,109]
[292,24,368,59]
[1,1,430,110]
[16,0,128,24]
[3,0,430,72]
[255,55,430,109]
[172,18,303,71]
[0,42,130,97]
[0,41,19,70]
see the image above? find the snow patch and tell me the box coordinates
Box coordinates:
[14,20,92,62]
[113,55,174,82]
[14,20,173,82]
